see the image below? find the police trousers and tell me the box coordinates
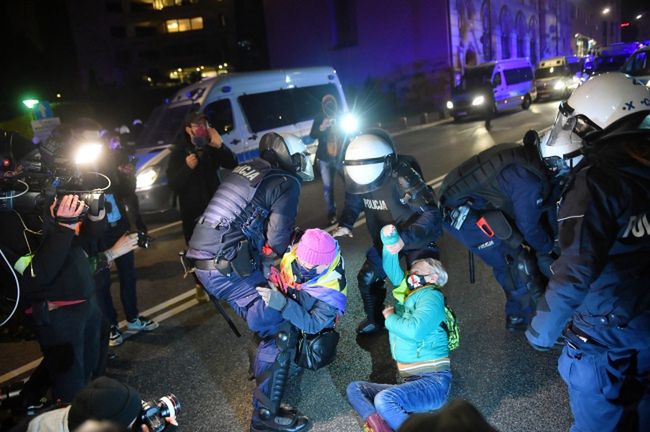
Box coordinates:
[444,216,532,318]
[558,343,650,432]
[193,268,288,411]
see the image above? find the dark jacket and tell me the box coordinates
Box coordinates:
[0,211,95,305]
[310,113,341,163]
[527,136,650,350]
[167,139,238,237]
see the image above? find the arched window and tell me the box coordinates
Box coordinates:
[481,1,491,60]
[516,12,526,58]
[500,6,512,59]
[529,15,538,65]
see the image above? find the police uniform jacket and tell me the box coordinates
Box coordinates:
[527,138,650,350]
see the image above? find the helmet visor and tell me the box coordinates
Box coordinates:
[293,151,314,182]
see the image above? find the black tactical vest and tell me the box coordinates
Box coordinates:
[439,143,549,218]
[364,158,429,247]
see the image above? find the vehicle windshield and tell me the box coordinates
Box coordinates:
[535,66,569,79]
[459,65,494,91]
[593,55,630,73]
[136,103,195,147]
[622,51,650,77]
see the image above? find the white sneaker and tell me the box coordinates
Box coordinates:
[127,316,159,332]
[109,326,123,347]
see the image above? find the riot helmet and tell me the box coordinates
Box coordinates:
[342,129,396,194]
[540,73,650,175]
[259,132,314,181]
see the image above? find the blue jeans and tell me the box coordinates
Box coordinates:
[319,159,340,218]
[346,371,452,430]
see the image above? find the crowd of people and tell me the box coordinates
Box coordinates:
[0,73,649,432]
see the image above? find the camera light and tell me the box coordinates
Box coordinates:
[340,112,360,134]
[74,143,103,165]
[554,80,567,91]
[471,95,485,106]
[446,100,454,110]
[136,167,159,190]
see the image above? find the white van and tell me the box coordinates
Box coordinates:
[134,67,348,213]
[534,56,581,100]
[447,58,536,121]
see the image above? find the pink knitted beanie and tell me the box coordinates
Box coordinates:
[296,229,338,266]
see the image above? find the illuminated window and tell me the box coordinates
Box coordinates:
[166,16,203,33]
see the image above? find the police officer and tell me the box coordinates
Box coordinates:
[439,140,556,331]
[526,73,650,431]
[333,130,442,334]
[186,133,314,432]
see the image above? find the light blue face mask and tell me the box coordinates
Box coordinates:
[104,194,122,224]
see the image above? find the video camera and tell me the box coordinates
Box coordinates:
[136,394,180,432]
[0,124,109,220]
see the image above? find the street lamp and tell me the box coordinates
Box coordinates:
[636,14,643,20]
[22,99,39,109]
[602,7,610,15]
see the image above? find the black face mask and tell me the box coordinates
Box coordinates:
[291,260,319,283]
[406,274,428,290]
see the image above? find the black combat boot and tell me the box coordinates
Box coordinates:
[251,327,311,432]
[356,280,387,335]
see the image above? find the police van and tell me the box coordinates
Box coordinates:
[134,67,349,213]
[534,56,584,100]
[446,58,536,121]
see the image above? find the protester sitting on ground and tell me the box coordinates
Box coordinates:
[346,224,453,432]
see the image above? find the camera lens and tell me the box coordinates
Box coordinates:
[157,394,181,418]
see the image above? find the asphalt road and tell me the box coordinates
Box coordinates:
[1,101,573,431]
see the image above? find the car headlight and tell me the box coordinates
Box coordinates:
[471,95,485,106]
[340,112,360,134]
[554,80,567,90]
[74,142,103,165]
[446,100,454,110]
[136,167,159,190]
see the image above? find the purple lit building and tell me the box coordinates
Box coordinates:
[263,0,621,111]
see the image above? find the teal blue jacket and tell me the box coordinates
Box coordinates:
[381,227,449,363]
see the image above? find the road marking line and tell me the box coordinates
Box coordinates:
[149,220,182,234]
[115,289,195,330]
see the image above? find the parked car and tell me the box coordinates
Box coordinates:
[446,58,536,121]
[621,45,650,85]
[534,56,582,100]
[133,67,350,213]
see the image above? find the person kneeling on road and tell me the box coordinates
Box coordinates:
[347,224,454,432]
[255,229,346,419]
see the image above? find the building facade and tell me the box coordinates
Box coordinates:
[263,0,621,112]
[65,0,268,89]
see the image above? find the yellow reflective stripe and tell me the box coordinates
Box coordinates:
[14,254,33,276]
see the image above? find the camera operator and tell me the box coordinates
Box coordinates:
[9,377,178,432]
[0,193,102,404]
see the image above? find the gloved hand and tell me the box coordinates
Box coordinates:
[381,224,404,254]
[332,225,353,238]
[536,251,557,279]
[104,233,139,262]
[256,285,288,311]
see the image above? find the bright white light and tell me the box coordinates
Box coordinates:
[74,143,102,165]
[554,80,567,90]
[636,14,643,20]
[572,76,581,82]
[602,7,610,15]
[340,113,360,134]
[446,100,454,109]
[136,167,159,190]
[471,95,485,106]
